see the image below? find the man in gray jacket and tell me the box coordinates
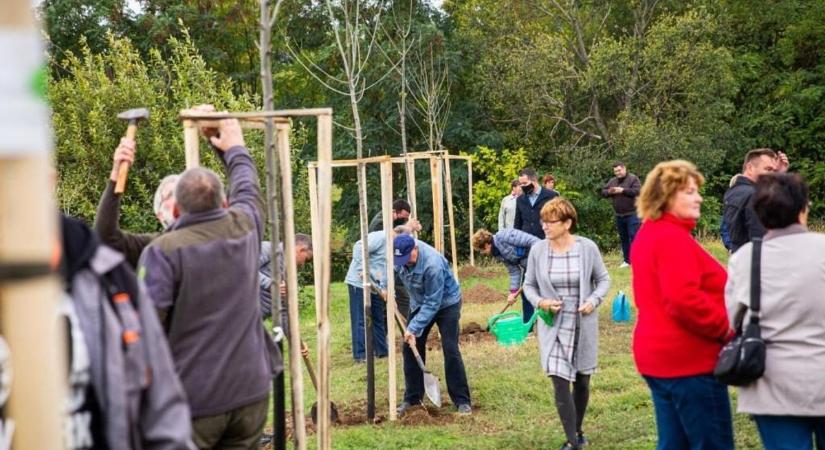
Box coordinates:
[60,213,195,450]
[139,118,279,448]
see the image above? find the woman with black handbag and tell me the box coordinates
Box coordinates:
[725,173,825,450]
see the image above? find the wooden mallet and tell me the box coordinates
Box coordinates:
[114,107,150,194]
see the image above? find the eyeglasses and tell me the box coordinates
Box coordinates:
[541,220,563,227]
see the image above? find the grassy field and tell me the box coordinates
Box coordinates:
[277,239,762,449]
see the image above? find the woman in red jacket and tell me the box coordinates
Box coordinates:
[631,160,734,450]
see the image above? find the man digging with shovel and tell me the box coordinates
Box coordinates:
[393,234,472,416]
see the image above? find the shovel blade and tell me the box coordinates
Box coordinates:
[423,372,442,407]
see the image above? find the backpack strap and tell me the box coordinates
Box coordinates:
[748,238,762,325]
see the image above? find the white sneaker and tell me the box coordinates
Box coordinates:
[619,262,630,268]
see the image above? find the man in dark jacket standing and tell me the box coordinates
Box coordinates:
[139,117,279,448]
[601,162,641,268]
[514,168,559,239]
[723,148,789,253]
[513,167,558,324]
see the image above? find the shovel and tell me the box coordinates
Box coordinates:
[366,278,441,407]
[300,340,340,425]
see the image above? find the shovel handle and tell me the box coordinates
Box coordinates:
[300,340,319,390]
[497,288,522,315]
[115,123,139,194]
[393,310,430,374]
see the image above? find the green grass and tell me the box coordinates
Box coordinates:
[275,240,761,449]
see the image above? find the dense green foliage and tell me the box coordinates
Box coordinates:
[44,0,825,257]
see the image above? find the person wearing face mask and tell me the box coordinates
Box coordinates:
[631,160,735,450]
[513,167,559,324]
[723,148,790,253]
[94,137,179,268]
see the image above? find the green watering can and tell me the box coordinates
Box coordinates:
[487,309,554,346]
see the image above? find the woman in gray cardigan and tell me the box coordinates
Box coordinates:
[725,173,825,450]
[523,198,611,450]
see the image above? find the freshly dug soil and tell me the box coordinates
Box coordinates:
[425,321,494,349]
[463,284,504,305]
[399,404,455,426]
[458,265,502,280]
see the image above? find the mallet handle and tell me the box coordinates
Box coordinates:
[114,122,138,194]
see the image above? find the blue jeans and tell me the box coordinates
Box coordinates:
[615,214,640,264]
[521,291,534,327]
[644,375,734,450]
[347,285,388,360]
[402,302,471,407]
[753,415,825,450]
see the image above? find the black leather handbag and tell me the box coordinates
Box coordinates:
[714,238,767,386]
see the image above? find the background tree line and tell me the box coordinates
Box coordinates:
[43,0,825,262]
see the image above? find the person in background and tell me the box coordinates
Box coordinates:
[720,174,741,251]
[94,138,179,267]
[631,160,734,450]
[523,198,611,450]
[600,161,641,268]
[514,167,559,324]
[543,173,559,195]
[258,235,313,333]
[726,173,825,450]
[498,179,521,230]
[344,230,390,363]
[471,228,539,309]
[723,148,790,253]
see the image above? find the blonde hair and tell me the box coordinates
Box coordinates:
[471,229,494,251]
[539,197,578,229]
[637,160,705,221]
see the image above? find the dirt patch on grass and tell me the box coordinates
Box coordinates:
[463,284,505,305]
[399,404,456,426]
[458,265,502,280]
[424,321,495,349]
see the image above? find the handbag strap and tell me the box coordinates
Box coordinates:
[749,238,763,325]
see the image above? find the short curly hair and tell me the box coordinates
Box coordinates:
[471,229,494,251]
[637,160,705,221]
[539,197,577,229]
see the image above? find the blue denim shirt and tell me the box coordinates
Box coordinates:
[395,240,461,336]
[344,230,388,289]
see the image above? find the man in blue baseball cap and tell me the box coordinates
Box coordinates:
[393,234,472,415]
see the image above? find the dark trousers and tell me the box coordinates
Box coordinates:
[521,291,534,326]
[644,375,734,450]
[753,415,825,450]
[191,397,268,450]
[615,214,641,264]
[395,281,411,319]
[402,302,471,407]
[347,285,388,360]
[551,374,591,445]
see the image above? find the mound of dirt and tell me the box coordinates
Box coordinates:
[399,405,455,426]
[463,284,505,305]
[458,265,502,280]
[425,321,494,349]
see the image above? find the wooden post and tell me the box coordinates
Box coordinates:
[442,155,459,278]
[405,157,417,219]
[358,162,376,422]
[315,114,333,450]
[183,119,200,169]
[380,160,397,421]
[429,155,444,253]
[468,158,475,266]
[0,4,66,449]
[276,123,307,450]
